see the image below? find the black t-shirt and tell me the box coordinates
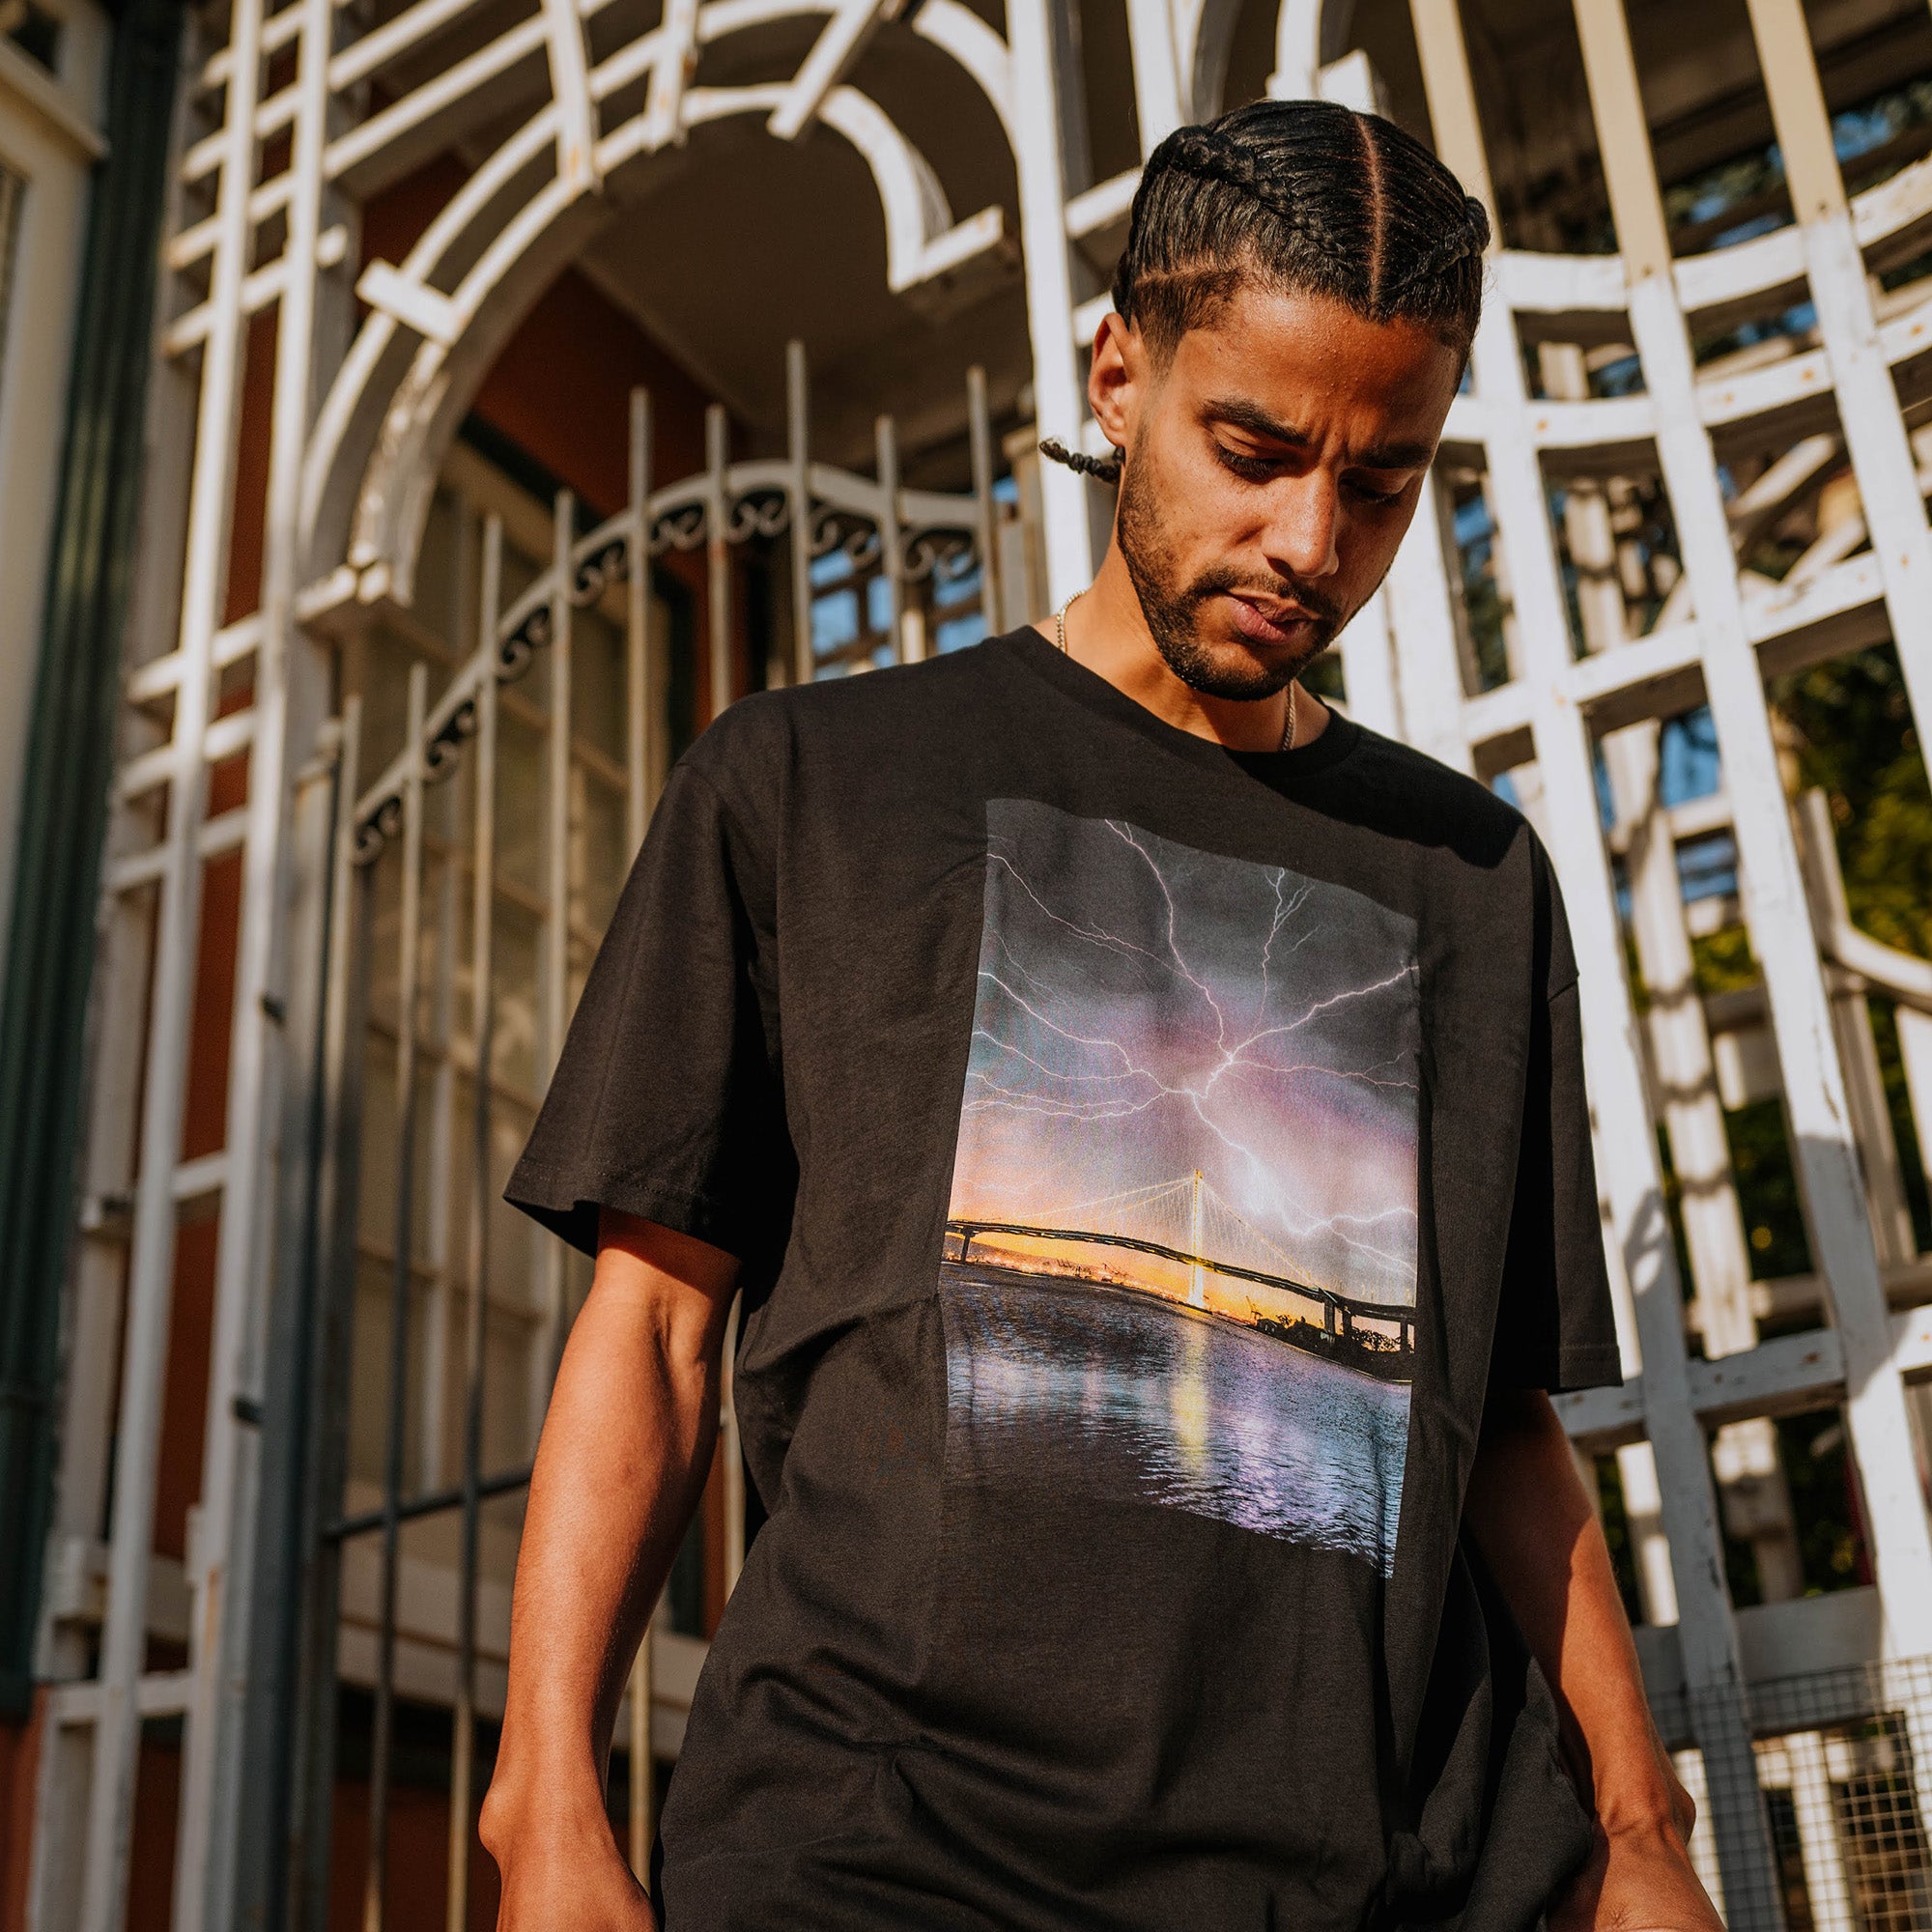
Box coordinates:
[506,628,1623,1931]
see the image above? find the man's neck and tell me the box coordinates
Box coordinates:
[1033,542,1332,753]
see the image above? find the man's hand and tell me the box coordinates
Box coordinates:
[1548,1815,1724,1932]
[480,1208,737,1930]
[1463,1390,1726,1930]
[482,1785,660,1930]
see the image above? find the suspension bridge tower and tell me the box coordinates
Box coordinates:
[1189,1170,1207,1309]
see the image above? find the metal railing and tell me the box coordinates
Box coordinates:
[269,349,1004,1932]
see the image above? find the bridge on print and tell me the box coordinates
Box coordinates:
[945,1171,1417,1362]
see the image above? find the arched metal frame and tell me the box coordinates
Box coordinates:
[30,0,1932,1925]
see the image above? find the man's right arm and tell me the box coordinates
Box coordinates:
[479,1206,740,1929]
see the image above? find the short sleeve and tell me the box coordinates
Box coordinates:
[1487,876,1624,1397]
[504,757,793,1262]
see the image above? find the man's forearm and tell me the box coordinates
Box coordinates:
[482,1214,738,1841]
[1463,1387,1682,1833]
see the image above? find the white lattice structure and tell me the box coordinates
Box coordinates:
[29,0,1932,1926]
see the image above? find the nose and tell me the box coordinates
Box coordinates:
[1265,471,1342,582]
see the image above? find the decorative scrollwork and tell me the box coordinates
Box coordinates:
[355,790,404,863]
[650,503,708,554]
[497,622,535,683]
[571,534,631,607]
[352,479,981,865]
[726,490,791,542]
[903,527,976,584]
[423,696,477,785]
[497,603,550,687]
[810,507,881,571]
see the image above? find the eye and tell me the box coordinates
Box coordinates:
[1214,444,1278,482]
[1345,476,1409,506]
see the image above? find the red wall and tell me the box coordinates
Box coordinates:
[0,1705,41,1932]
[328,1776,500,1932]
[360,157,714,519]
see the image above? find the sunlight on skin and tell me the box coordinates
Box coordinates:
[1042,284,1464,753]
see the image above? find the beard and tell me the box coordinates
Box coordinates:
[1114,440,1347,701]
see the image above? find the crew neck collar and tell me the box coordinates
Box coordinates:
[997,625,1364,782]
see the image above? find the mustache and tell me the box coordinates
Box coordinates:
[1179,568,1343,627]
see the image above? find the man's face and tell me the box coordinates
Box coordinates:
[1094,282,1464,701]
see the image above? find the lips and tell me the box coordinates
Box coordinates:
[1225,593,1318,647]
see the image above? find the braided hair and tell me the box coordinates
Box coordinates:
[1048,99,1490,485]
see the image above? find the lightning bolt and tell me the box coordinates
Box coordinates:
[960,814,1422,1298]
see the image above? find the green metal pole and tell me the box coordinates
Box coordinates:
[0,0,185,1712]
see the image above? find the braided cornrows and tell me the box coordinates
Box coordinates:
[1037,436,1124,486]
[1138,125,1367,286]
[1379,213,1493,298]
[1045,101,1487,485]
[1145,120,1489,301]
[1110,99,1489,357]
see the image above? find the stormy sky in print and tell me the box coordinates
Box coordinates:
[949,801,1421,1309]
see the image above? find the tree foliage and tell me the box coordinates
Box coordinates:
[1774,645,1932,961]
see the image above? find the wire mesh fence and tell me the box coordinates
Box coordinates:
[1652,1657,1932,1931]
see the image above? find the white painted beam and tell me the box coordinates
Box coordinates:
[767,0,895,141]
[1005,0,1094,605]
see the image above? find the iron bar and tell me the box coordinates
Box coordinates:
[628,390,653,848]
[629,1613,655,1884]
[541,493,575,1387]
[623,404,658,1880]
[874,412,908,662]
[363,662,429,1932]
[787,341,814,686]
[706,404,732,720]
[291,695,365,1932]
[329,1461,531,1544]
[227,704,355,1932]
[966,363,1000,638]
[420,808,460,1493]
[447,517,500,1932]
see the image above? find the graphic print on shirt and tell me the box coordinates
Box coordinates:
[940,801,1419,1577]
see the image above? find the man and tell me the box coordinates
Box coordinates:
[481,100,1723,1930]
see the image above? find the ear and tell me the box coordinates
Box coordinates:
[1087,312,1142,456]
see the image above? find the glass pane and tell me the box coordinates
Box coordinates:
[495,712,546,897]
[573,602,627,764]
[579,770,627,936]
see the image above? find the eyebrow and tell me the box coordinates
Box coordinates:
[1204,395,1436,471]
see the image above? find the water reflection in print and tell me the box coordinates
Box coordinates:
[941,1264,1409,1576]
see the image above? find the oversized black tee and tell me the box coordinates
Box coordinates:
[505,628,1625,1931]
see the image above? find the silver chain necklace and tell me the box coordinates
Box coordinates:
[1053,592,1296,752]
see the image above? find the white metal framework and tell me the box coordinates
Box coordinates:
[28,0,1932,1925]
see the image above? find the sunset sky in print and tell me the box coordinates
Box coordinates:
[947,802,1421,1310]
